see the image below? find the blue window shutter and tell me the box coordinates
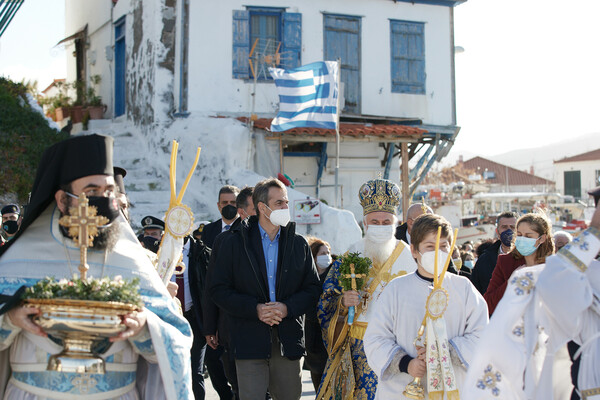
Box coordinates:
[232,10,250,79]
[390,20,425,94]
[282,12,301,69]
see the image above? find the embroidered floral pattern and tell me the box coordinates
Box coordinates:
[511,272,534,295]
[579,241,589,251]
[476,364,502,396]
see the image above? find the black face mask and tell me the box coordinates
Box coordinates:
[142,235,160,253]
[87,196,121,225]
[2,220,18,235]
[66,193,121,226]
[221,204,238,220]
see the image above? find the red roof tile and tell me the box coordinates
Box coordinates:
[463,156,554,186]
[554,148,600,163]
[239,117,426,139]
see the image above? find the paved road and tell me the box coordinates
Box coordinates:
[205,367,317,399]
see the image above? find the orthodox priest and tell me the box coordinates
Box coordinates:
[0,134,193,399]
[317,177,417,400]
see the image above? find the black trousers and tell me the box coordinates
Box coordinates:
[205,344,235,400]
[185,309,207,400]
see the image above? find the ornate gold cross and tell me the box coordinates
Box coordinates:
[342,263,366,291]
[59,193,109,280]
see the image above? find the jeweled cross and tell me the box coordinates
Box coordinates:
[342,263,367,291]
[58,193,109,280]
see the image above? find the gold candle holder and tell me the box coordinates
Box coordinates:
[403,323,426,399]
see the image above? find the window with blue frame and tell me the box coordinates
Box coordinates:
[390,20,426,94]
[232,8,301,80]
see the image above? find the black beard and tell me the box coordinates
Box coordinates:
[59,198,120,252]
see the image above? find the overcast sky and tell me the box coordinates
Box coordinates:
[1,0,598,158]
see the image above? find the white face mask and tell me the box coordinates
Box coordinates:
[316,254,332,269]
[365,224,395,243]
[419,250,450,277]
[266,206,290,227]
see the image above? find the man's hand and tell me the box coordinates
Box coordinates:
[591,203,600,230]
[166,281,178,299]
[111,309,148,342]
[256,303,283,326]
[6,305,46,337]
[265,302,287,319]
[407,358,426,378]
[342,290,360,307]
[205,334,218,350]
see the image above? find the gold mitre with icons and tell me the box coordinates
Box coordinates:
[358,177,401,215]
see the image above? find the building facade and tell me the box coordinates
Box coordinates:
[554,148,600,203]
[61,0,465,219]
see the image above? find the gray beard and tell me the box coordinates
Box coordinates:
[364,237,397,266]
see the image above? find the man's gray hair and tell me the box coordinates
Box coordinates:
[218,185,240,200]
[252,178,286,216]
[554,231,573,241]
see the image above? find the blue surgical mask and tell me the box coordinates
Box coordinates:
[515,236,539,256]
[500,229,514,247]
[464,260,474,269]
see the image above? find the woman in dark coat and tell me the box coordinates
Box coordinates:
[304,237,333,391]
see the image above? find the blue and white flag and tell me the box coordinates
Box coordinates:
[269,61,339,132]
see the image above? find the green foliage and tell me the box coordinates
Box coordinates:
[22,276,144,307]
[338,252,372,291]
[0,77,69,201]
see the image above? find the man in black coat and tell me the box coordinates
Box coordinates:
[200,185,239,399]
[201,185,240,248]
[173,236,212,400]
[203,186,255,399]
[210,178,321,400]
[469,211,518,294]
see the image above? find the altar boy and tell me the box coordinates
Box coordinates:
[364,214,488,399]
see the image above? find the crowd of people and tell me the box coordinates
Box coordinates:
[0,133,598,400]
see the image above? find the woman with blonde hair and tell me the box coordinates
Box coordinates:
[484,212,554,315]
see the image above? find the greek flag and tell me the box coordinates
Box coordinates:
[269,61,339,132]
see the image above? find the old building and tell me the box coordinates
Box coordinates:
[554,148,600,203]
[60,0,466,219]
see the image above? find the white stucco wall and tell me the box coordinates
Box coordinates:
[187,0,455,125]
[554,160,600,201]
[64,1,113,116]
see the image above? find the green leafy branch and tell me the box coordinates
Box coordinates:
[338,252,371,292]
[22,276,143,308]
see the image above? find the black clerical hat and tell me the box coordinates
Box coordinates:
[114,166,127,194]
[141,215,165,230]
[1,204,20,215]
[0,134,114,255]
[588,186,600,207]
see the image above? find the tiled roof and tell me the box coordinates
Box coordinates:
[240,117,427,139]
[554,148,600,163]
[463,156,554,186]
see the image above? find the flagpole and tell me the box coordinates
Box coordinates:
[335,58,341,208]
